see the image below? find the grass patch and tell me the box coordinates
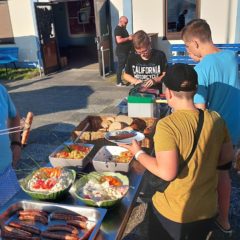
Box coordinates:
[105,73,129,85]
[0,68,40,80]
[106,73,117,83]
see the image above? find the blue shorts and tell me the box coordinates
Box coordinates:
[0,165,20,207]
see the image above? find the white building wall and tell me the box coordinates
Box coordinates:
[200,0,238,43]
[120,0,239,59]
[5,0,239,67]
[7,0,39,66]
[132,0,164,36]
[130,0,239,44]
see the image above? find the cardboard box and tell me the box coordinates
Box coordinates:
[71,115,158,149]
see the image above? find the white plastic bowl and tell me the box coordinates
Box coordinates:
[49,143,94,168]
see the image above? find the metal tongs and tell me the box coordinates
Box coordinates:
[64,122,90,150]
[73,122,90,144]
[0,119,27,136]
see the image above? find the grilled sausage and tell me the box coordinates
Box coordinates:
[18,209,48,217]
[19,214,48,225]
[66,220,87,229]
[9,221,41,235]
[21,112,34,146]
[46,224,79,235]
[3,225,32,237]
[41,231,79,240]
[1,230,40,240]
[51,212,88,222]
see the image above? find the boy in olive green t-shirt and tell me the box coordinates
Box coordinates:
[120,63,233,240]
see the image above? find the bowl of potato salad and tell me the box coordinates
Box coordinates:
[49,143,94,168]
[72,171,129,207]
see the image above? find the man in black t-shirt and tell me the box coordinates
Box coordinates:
[124,30,167,92]
[114,16,133,86]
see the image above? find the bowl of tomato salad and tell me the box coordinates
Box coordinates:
[49,143,94,169]
[19,167,76,200]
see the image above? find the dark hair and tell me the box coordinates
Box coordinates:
[132,30,150,49]
[181,19,212,43]
[163,63,198,93]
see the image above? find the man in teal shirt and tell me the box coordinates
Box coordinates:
[182,19,240,146]
[0,84,21,206]
[182,18,240,236]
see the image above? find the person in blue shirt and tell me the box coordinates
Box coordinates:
[181,18,240,236]
[0,84,21,207]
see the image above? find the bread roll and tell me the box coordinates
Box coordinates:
[108,121,127,131]
[131,118,147,131]
[106,116,115,123]
[115,115,133,126]
[144,127,152,135]
[101,120,112,129]
[130,123,139,131]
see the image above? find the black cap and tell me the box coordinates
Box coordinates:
[163,63,198,92]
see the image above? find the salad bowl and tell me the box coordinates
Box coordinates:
[19,167,76,200]
[71,171,129,207]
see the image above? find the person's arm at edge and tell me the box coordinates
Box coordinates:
[217,141,234,230]
[8,112,21,168]
[153,71,166,83]
[116,35,132,44]
[120,140,178,181]
[123,72,142,85]
[144,52,168,88]
[142,71,166,89]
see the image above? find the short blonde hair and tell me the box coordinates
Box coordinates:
[181,19,212,43]
[132,30,150,49]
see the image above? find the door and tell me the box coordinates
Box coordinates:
[35,3,60,75]
[94,0,113,77]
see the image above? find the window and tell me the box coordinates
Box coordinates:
[164,0,200,40]
[0,1,14,44]
[67,0,95,36]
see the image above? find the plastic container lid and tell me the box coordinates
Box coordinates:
[128,95,155,103]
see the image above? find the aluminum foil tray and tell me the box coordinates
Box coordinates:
[0,200,107,239]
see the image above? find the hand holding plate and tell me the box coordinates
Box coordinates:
[118,139,142,156]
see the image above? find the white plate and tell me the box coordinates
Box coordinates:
[105,130,145,144]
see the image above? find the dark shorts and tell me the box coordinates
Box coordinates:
[149,203,215,240]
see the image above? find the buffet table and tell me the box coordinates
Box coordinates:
[1,141,147,240]
[1,112,160,239]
